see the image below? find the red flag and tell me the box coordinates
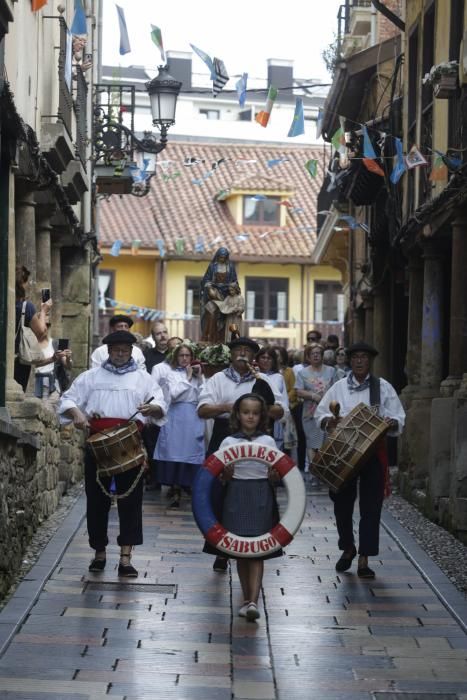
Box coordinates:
[363,158,385,177]
[31,0,48,11]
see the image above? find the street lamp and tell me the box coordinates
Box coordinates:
[93,65,182,195]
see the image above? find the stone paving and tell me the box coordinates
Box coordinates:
[0,485,466,699]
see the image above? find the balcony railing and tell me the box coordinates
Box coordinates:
[74,65,88,169]
[93,83,136,165]
[58,17,73,138]
[337,0,372,54]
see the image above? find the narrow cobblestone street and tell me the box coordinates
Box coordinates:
[0,485,466,700]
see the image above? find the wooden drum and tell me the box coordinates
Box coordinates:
[86,421,146,477]
[310,402,390,492]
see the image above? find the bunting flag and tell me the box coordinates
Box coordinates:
[405,144,428,169]
[331,126,346,153]
[362,125,377,159]
[110,240,123,257]
[129,158,150,183]
[156,239,166,258]
[429,155,448,181]
[236,73,248,107]
[191,177,204,186]
[267,157,288,168]
[175,239,185,255]
[305,159,318,178]
[212,57,229,96]
[31,0,48,11]
[131,239,141,255]
[150,25,166,63]
[194,236,205,253]
[183,157,205,167]
[162,171,180,182]
[116,5,131,56]
[435,149,462,170]
[255,86,278,127]
[316,108,324,140]
[390,137,407,184]
[71,0,87,34]
[363,158,385,177]
[236,234,249,241]
[190,44,215,79]
[287,98,305,137]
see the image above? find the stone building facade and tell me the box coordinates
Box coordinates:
[0,0,97,595]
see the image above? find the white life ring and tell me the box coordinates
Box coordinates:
[192,442,306,558]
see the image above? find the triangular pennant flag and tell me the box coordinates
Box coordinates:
[175,239,185,255]
[316,108,324,139]
[236,73,248,107]
[331,126,346,153]
[110,240,122,257]
[363,158,385,177]
[150,25,166,63]
[287,98,305,137]
[31,0,48,11]
[267,157,288,168]
[212,57,229,97]
[190,44,215,79]
[156,239,165,258]
[71,0,87,35]
[131,239,141,255]
[194,236,205,253]
[183,157,204,167]
[255,86,278,127]
[305,159,318,178]
[115,5,131,56]
[434,149,462,170]
[362,125,377,159]
[429,155,448,181]
[405,144,428,169]
[390,137,406,184]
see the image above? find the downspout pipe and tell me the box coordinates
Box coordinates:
[371,0,405,32]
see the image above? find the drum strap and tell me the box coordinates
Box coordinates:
[368,375,381,408]
[369,375,391,498]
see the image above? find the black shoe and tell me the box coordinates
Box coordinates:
[118,562,138,578]
[213,556,228,572]
[88,557,106,572]
[357,565,375,579]
[335,546,357,572]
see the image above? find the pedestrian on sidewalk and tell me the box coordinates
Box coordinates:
[214,393,282,622]
[57,331,167,577]
[315,341,406,579]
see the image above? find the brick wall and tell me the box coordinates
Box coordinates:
[378,0,403,43]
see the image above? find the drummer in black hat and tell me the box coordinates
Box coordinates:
[91,315,146,370]
[314,341,405,579]
[197,336,287,572]
[57,330,167,577]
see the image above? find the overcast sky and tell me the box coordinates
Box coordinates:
[102,0,342,83]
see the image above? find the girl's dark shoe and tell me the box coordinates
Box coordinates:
[88,557,106,572]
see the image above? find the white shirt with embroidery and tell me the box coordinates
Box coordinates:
[197,370,287,419]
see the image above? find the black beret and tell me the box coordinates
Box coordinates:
[228,336,260,353]
[109,314,134,328]
[348,341,378,357]
[102,331,137,346]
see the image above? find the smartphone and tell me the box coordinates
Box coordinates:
[58,339,69,351]
[41,288,51,303]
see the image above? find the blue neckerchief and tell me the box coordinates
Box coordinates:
[347,371,370,393]
[231,431,263,441]
[175,366,186,371]
[102,357,138,375]
[224,366,254,384]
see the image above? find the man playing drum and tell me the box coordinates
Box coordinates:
[57,331,167,577]
[314,341,405,579]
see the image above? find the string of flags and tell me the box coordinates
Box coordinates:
[105,297,197,322]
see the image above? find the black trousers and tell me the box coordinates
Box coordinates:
[141,423,160,483]
[329,454,384,557]
[291,403,306,470]
[84,448,144,551]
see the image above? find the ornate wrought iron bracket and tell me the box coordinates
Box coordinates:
[93,109,167,165]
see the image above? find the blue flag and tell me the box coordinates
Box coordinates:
[71,0,87,35]
[116,5,131,56]
[287,98,305,137]
[390,137,407,184]
[110,240,122,257]
[316,108,324,139]
[190,44,215,79]
[156,239,165,258]
[362,125,377,159]
[236,73,248,107]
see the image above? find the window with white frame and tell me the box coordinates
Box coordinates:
[314,281,344,322]
[245,278,288,321]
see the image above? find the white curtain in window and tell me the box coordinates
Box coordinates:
[337,294,345,322]
[186,289,194,315]
[246,291,256,320]
[277,291,287,321]
[315,293,323,322]
[98,273,112,310]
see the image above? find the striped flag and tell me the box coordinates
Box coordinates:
[115,5,131,56]
[212,57,229,97]
[255,86,278,127]
[288,98,305,137]
[150,25,166,64]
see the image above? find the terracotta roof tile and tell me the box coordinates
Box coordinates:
[99,140,328,260]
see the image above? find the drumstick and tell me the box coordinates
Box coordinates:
[329,400,340,418]
[127,396,155,423]
[88,397,156,439]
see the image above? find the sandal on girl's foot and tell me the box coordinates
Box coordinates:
[88,551,106,572]
[238,602,250,617]
[118,562,138,577]
[246,602,260,622]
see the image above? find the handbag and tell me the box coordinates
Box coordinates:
[16,301,43,365]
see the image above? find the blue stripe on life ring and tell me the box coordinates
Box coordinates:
[192,468,218,535]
